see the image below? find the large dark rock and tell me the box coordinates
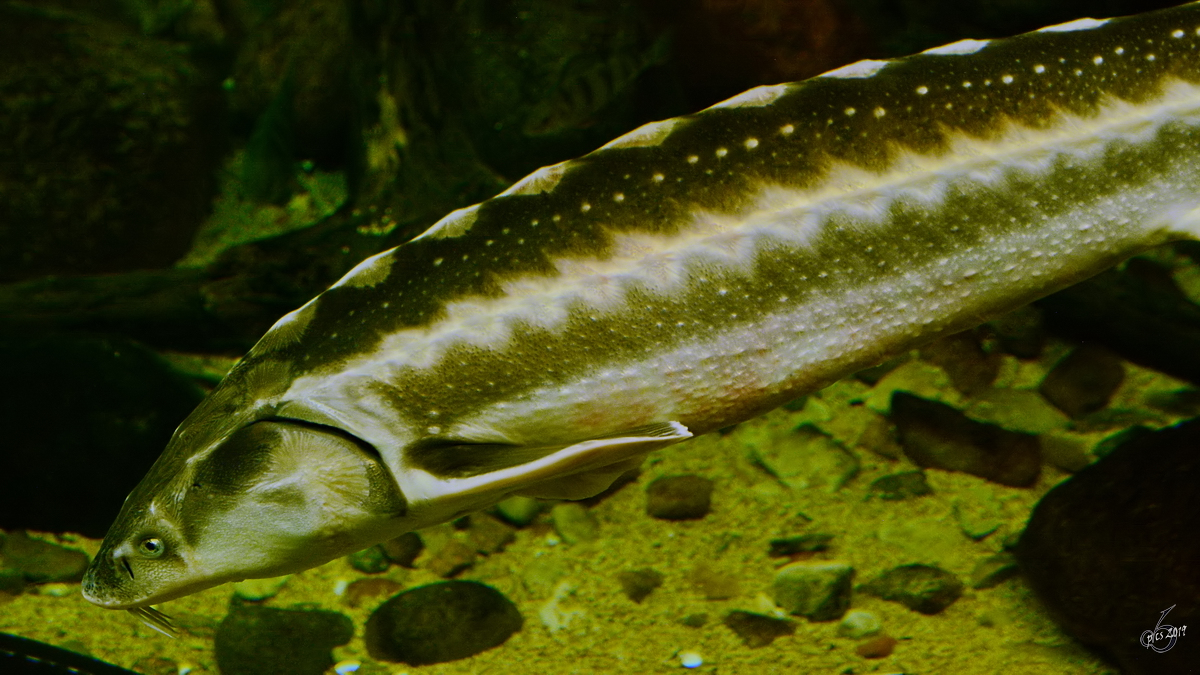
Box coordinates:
[0,334,204,536]
[1018,419,1200,675]
[0,3,222,282]
[214,604,354,675]
[365,580,522,665]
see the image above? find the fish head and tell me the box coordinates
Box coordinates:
[82,397,407,610]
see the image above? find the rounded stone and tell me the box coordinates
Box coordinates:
[645,475,713,520]
[771,560,854,621]
[365,580,523,665]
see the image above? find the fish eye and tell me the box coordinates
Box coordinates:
[137,537,166,559]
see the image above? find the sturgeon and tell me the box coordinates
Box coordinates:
[84,2,1200,633]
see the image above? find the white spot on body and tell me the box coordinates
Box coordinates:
[781,124,795,135]
[873,107,886,118]
[1093,55,1104,65]
[1034,64,1046,74]
[1173,29,1185,38]
[716,148,728,158]
[844,107,856,116]
[1002,74,1014,84]
[687,155,699,164]
[916,85,929,95]
[745,138,759,149]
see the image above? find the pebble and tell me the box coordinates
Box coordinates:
[645,475,713,520]
[746,424,859,492]
[969,552,1019,590]
[380,532,424,567]
[1017,419,1200,675]
[365,581,523,665]
[616,568,664,603]
[855,634,898,659]
[890,392,1041,487]
[860,564,963,615]
[214,604,354,675]
[550,503,600,543]
[467,514,517,552]
[767,533,833,557]
[348,545,391,574]
[868,471,932,501]
[341,578,404,608]
[771,560,853,621]
[678,651,703,668]
[722,610,796,648]
[1038,344,1125,418]
[837,609,882,639]
[494,495,543,526]
[424,540,476,578]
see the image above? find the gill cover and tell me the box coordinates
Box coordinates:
[81,418,405,611]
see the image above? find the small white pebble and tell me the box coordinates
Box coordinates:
[679,651,703,668]
[334,661,361,675]
[333,579,350,596]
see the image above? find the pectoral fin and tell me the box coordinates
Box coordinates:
[439,421,692,502]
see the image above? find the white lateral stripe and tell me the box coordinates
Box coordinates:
[334,80,1200,373]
